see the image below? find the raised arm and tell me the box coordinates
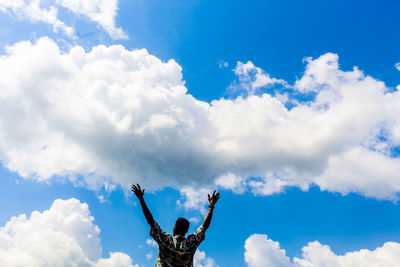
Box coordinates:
[201,190,220,231]
[131,184,154,226]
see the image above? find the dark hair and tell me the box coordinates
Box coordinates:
[174,217,190,235]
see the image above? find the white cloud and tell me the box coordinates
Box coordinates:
[232,61,288,94]
[146,238,157,247]
[0,37,204,190]
[0,0,126,39]
[294,241,400,267]
[145,252,153,260]
[2,38,400,200]
[295,53,341,93]
[177,187,211,214]
[395,62,400,71]
[245,234,400,267]
[315,146,400,199]
[95,253,136,267]
[248,175,289,196]
[0,0,75,37]
[0,198,137,267]
[57,0,127,40]
[244,234,293,267]
[189,217,201,224]
[217,60,229,68]
[215,173,246,194]
[194,250,218,267]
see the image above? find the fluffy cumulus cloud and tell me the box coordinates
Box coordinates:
[294,241,400,267]
[0,198,137,267]
[2,38,400,200]
[0,37,214,190]
[244,234,400,267]
[0,0,126,39]
[214,173,246,194]
[194,250,218,267]
[244,234,292,267]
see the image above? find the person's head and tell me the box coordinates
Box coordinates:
[173,217,190,236]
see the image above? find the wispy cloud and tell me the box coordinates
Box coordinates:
[57,0,128,40]
[395,62,400,71]
[217,60,229,68]
[0,0,75,37]
[0,0,127,39]
[231,60,288,95]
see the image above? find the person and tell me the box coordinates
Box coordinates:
[131,184,220,267]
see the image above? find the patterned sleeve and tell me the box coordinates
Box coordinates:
[150,221,171,245]
[186,225,205,248]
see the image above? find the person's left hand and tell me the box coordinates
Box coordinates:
[131,184,145,199]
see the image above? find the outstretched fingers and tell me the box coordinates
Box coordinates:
[214,192,220,203]
[212,190,219,199]
[131,184,137,192]
[214,191,219,198]
[207,190,220,206]
[131,184,145,197]
[138,184,145,194]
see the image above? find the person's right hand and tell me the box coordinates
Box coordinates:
[208,190,220,207]
[131,184,145,200]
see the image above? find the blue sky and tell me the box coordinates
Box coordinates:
[1,0,400,266]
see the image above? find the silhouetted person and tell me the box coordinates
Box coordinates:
[131,184,220,267]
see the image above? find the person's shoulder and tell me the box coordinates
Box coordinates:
[186,225,205,242]
[150,221,173,244]
[151,221,167,234]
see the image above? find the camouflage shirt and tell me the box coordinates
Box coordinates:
[150,221,205,267]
